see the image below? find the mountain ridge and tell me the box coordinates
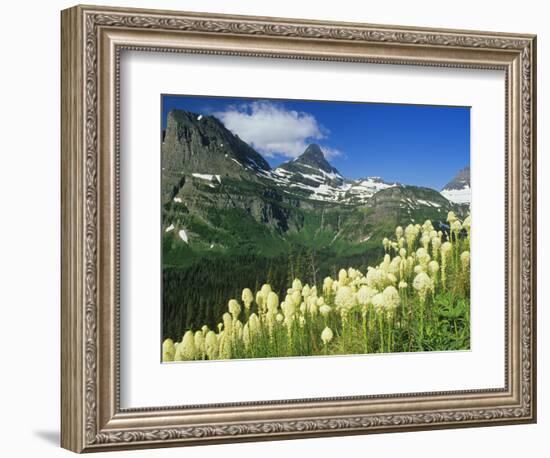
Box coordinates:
[162,108,468,247]
[163,108,469,206]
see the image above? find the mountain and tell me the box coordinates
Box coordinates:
[162,108,465,244]
[162,109,270,203]
[441,166,470,204]
[161,108,468,336]
[262,145,395,204]
[275,144,344,187]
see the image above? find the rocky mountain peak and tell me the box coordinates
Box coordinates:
[275,144,343,188]
[440,166,471,205]
[295,144,336,174]
[442,166,470,191]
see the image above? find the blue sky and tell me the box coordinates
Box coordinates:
[162,94,470,190]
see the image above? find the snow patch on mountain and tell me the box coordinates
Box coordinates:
[441,186,471,204]
[342,177,394,203]
[192,173,221,183]
[262,167,397,203]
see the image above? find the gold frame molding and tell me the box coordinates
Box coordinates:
[61,4,537,453]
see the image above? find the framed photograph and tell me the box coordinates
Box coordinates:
[61,4,537,453]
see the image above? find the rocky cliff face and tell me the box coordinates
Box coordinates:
[162,109,270,202]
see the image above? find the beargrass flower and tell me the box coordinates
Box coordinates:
[348,267,360,280]
[399,281,408,289]
[260,284,272,296]
[218,332,231,359]
[389,256,401,275]
[162,339,175,362]
[255,291,265,312]
[447,211,457,224]
[220,315,232,339]
[382,285,400,311]
[162,350,175,363]
[321,327,334,344]
[421,233,431,250]
[414,265,425,274]
[396,226,404,239]
[323,276,334,295]
[405,224,419,252]
[291,290,302,308]
[241,288,254,309]
[382,254,391,270]
[422,220,434,234]
[162,338,174,352]
[248,313,261,334]
[228,299,241,319]
[307,296,318,316]
[335,286,356,310]
[428,260,440,276]
[194,330,205,357]
[431,236,441,260]
[266,291,279,314]
[292,278,302,291]
[338,268,348,285]
[233,320,243,340]
[440,241,453,288]
[366,267,384,289]
[205,331,218,359]
[356,285,377,306]
[242,323,251,348]
[178,330,196,360]
[406,256,416,275]
[463,215,471,238]
[441,241,452,258]
[413,272,433,303]
[372,293,385,312]
[416,247,430,266]
[461,251,470,270]
[281,299,296,318]
[398,237,405,250]
[319,304,331,317]
[451,220,462,236]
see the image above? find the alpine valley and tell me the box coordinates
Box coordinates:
[161,109,470,338]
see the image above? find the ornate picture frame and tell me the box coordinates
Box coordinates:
[61,4,536,453]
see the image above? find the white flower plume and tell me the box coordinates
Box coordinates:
[213,101,343,160]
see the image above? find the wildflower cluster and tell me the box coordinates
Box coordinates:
[163,213,471,361]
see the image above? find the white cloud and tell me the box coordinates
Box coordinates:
[318,145,344,161]
[213,102,342,160]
